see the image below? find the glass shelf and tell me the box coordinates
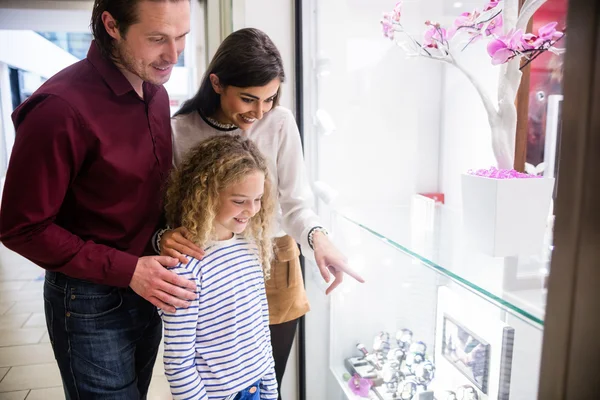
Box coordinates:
[327,203,546,400]
[331,203,548,329]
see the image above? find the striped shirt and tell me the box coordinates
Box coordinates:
[160,235,278,400]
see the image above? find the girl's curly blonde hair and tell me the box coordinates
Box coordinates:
[164,135,275,277]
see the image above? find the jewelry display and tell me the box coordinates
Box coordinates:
[345,329,481,400]
[346,330,436,400]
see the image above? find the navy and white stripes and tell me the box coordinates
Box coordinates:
[160,235,278,400]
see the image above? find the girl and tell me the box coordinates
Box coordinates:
[160,135,277,400]
[159,28,365,393]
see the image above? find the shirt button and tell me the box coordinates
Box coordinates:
[249,387,257,394]
[66,312,71,317]
[71,295,76,300]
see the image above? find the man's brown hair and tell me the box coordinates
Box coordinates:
[90,0,185,59]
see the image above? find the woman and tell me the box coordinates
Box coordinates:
[158,28,364,396]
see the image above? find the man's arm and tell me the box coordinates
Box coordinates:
[0,95,137,287]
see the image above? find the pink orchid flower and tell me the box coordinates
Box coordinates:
[448,9,501,41]
[381,12,395,40]
[487,29,523,65]
[520,33,541,50]
[454,10,482,29]
[484,0,501,11]
[392,1,403,22]
[521,22,563,50]
[538,21,564,41]
[423,23,448,48]
[348,374,373,397]
[448,10,481,40]
[483,14,503,36]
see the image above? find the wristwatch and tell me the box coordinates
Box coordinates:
[154,225,172,254]
[308,226,328,250]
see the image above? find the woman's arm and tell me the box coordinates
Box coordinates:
[275,109,322,257]
[276,110,365,293]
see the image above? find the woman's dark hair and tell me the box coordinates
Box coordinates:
[90,0,184,59]
[175,28,285,117]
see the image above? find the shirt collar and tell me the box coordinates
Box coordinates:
[86,41,160,100]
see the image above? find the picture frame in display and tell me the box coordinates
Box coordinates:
[435,287,515,400]
[441,314,491,394]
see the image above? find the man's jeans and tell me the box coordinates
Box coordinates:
[43,271,162,400]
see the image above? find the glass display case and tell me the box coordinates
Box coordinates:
[298,0,568,399]
[325,201,546,400]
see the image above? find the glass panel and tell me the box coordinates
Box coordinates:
[335,204,547,327]
[301,0,569,398]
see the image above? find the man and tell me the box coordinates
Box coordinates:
[0,1,194,398]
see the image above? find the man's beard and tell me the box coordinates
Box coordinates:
[114,43,139,75]
[113,41,156,85]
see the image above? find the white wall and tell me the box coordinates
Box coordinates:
[306,0,443,211]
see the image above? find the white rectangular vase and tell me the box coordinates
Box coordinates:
[461,173,555,257]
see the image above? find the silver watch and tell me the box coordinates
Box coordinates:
[308,226,328,249]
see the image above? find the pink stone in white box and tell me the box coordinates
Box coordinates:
[461,173,555,257]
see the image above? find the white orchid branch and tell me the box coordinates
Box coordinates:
[381,0,561,168]
[448,55,500,120]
